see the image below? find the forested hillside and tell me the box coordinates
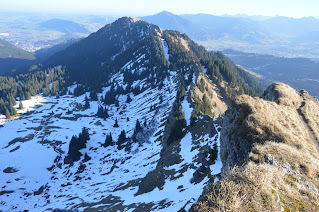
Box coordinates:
[0,38,35,60]
[0,66,68,118]
[0,18,263,123]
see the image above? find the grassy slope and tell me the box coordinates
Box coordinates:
[192,83,319,211]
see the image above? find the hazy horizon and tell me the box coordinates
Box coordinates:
[0,0,318,19]
[0,9,318,21]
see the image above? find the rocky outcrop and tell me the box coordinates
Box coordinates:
[221,82,319,169]
[192,83,319,211]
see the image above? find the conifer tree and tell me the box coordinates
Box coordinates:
[115,98,119,107]
[113,118,119,127]
[84,95,90,109]
[64,127,90,165]
[117,130,126,150]
[132,133,137,142]
[83,153,91,162]
[5,107,10,119]
[135,119,142,133]
[26,92,31,100]
[10,105,17,116]
[96,105,103,117]
[167,89,187,145]
[202,94,211,115]
[19,101,24,110]
[103,108,108,120]
[126,94,132,103]
[104,86,116,105]
[74,85,85,96]
[104,133,113,147]
[90,91,98,101]
[79,127,90,144]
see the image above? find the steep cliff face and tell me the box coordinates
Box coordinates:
[192,82,319,211]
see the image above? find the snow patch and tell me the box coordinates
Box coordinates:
[202,66,207,73]
[0,69,182,211]
[180,132,198,164]
[161,38,170,66]
[0,95,46,125]
[182,86,193,126]
[210,124,223,176]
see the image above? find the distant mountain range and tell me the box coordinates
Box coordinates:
[141,11,269,43]
[141,11,202,40]
[141,11,319,41]
[181,13,269,43]
[38,18,90,34]
[34,39,78,61]
[140,11,319,58]
[261,16,319,36]
[0,38,76,75]
[142,11,319,95]
[141,11,267,42]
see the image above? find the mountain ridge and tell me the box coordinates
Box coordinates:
[141,11,319,59]
[45,17,161,75]
[192,82,319,211]
[0,16,269,211]
[38,18,90,34]
[0,38,35,60]
[0,16,226,211]
[0,38,36,74]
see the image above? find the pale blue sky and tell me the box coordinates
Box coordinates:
[0,0,318,18]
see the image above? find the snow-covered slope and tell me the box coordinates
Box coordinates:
[0,95,46,125]
[0,42,223,212]
[0,15,233,210]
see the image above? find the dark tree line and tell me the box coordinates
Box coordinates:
[64,127,90,165]
[0,66,68,118]
[167,87,187,145]
[102,119,143,150]
[96,105,108,119]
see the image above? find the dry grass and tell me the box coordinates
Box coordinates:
[191,163,283,212]
[129,17,140,23]
[192,161,319,212]
[168,34,190,51]
[235,94,311,146]
[192,73,228,118]
[262,82,302,108]
[193,83,319,212]
[300,99,319,141]
[252,142,319,180]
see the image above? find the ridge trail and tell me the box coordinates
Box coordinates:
[296,101,319,153]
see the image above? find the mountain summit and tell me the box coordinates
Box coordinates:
[46,17,161,74]
[0,16,263,211]
[141,11,202,40]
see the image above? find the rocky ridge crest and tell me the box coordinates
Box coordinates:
[192,82,319,211]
